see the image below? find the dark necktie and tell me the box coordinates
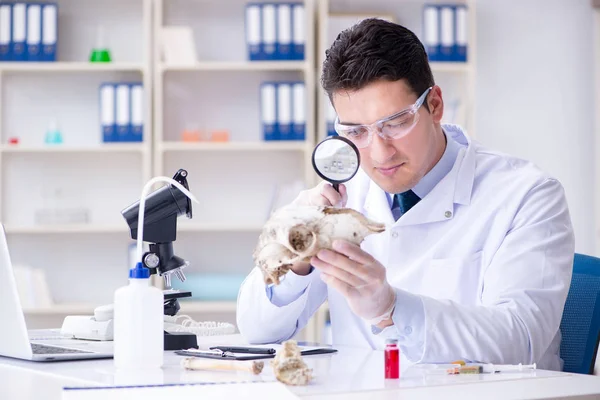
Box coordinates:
[391,190,421,221]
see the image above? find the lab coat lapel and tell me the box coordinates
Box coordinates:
[391,125,476,227]
[363,180,395,227]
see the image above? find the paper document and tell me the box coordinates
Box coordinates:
[62,381,299,400]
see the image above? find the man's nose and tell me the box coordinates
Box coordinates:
[369,130,396,164]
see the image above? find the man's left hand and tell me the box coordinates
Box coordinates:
[311,240,396,325]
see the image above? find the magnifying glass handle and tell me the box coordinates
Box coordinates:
[332,183,339,192]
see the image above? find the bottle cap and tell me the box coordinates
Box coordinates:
[129,262,150,279]
[385,338,398,345]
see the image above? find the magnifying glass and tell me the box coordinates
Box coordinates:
[312,136,360,192]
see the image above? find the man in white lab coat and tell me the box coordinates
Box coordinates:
[237,19,574,371]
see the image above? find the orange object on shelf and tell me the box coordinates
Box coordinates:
[210,130,230,142]
[7,137,19,145]
[182,129,202,142]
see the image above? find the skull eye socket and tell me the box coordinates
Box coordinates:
[288,225,315,253]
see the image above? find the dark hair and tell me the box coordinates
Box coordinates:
[321,18,434,105]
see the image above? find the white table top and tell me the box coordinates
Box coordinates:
[2,332,600,399]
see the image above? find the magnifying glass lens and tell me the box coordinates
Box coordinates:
[312,136,360,192]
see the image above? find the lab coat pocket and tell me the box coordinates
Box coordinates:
[423,251,484,304]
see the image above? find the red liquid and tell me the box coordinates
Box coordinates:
[385,345,400,379]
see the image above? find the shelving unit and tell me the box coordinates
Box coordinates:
[1,0,153,328]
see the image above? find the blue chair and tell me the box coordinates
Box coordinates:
[560,253,600,374]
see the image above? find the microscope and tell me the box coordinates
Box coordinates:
[120,169,198,350]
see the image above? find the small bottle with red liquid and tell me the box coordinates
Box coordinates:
[385,338,400,379]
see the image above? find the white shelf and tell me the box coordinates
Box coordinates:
[160,61,309,72]
[178,301,237,313]
[0,144,147,153]
[0,62,146,73]
[4,224,128,234]
[430,62,474,73]
[179,222,263,232]
[22,303,96,315]
[159,141,309,152]
[22,301,237,315]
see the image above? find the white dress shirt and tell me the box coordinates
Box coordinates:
[236,124,575,371]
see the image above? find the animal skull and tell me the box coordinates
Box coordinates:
[254,205,386,285]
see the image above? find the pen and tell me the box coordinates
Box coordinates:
[209,346,276,355]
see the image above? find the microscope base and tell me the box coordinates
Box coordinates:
[164,331,198,350]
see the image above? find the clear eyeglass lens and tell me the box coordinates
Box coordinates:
[381,112,418,138]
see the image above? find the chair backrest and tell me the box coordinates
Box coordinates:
[560,253,600,374]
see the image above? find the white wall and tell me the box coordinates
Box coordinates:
[475,0,595,256]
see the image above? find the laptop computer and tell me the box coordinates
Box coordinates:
[0,225,113,361]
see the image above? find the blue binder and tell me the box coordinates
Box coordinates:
[423,5,440,62]
[262,3,277,60]
[11,3,26,62]
[291,3,304,60]
[115,84,131,142]
[26,3,41,61]
[246,3,262,60]
[129,83,143,142]
[291,81,305,140]
[0,4,11,62]
[454,5,467,62]
[99,83,116,143]
[261,82,278,141]
[276,3,292,60]
[41,3,57,62]
[439,5,454,62]
[326,100,337,137]
[277,82,292,140]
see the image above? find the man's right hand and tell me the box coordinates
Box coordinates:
[287,182,348,276]
[291,181,348,208]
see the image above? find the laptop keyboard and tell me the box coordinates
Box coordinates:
[31,343,92,354]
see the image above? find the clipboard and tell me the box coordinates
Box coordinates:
[174,347,338,361]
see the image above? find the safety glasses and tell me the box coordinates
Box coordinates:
[334,87,432,149]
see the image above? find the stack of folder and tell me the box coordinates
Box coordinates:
[0,2,58,62]
[99,82,144,143]
[423,4,468,62]
[261,81,305,141]
[245,2,305,61]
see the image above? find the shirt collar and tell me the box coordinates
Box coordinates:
[386,129,463,206]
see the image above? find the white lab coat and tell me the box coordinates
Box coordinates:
[237,125,574,371]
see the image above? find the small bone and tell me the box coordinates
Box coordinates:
[181,358,264,375]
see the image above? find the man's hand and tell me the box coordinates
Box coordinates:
[311,240,396,323]
[291,181,348,208]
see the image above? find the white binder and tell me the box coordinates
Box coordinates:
[423,5,439,62]
[0,4,11,61]
[440,6,454,61]
[292,82,305,141]
[12,3,26,61]
[130,84,143,142]
[262,4,276,59]
[261,82,277,141]
[277,83,292,140]
[292,3,305,60]
[41,3,57,61]
[26,4,41,61]
[100,84,116,143]
[277,4,292,60]
[455,5,468,62]
[115,84,131,142]
[246,4,261,60]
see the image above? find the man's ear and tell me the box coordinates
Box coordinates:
[427,86,444,124]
